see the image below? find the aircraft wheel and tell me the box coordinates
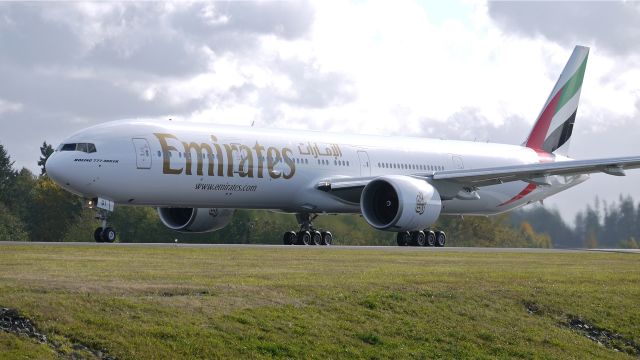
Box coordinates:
[94,227,104,243]
[425,231,436,247]
[435,231,446,247]
[283,231,297,245]
[396,232,410,246]
[297,231,311,245]
[321,231,333,246]
[311,230,322,245]
[413,231,426,247]
[102,227,117,243]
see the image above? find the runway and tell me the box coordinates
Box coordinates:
[1,241,638,253]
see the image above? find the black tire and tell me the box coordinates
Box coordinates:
[413,231,426,247]
[311,231,322,245]
[396,232,410,246]
[297,231,311,245]
[321,231,333,246]
[102,227,116,243]
[425,231,436,247]
[435,231,446,247]
[283,231,297,245]
[94,227,104,243]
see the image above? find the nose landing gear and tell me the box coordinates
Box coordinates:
[283,213,332,246]
[90,198,117,243]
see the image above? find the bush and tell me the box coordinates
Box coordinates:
[0,202,29,241]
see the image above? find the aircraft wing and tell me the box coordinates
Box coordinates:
[430,156,640,187]
[317,156,640,203]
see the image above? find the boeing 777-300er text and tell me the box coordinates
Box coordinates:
[46,46,640,246]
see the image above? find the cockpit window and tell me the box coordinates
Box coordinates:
[61,143,76,151]
[59,143,97,153]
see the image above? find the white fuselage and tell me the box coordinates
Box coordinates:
[46,120,588,216]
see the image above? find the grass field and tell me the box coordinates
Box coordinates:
[0,244,638,359]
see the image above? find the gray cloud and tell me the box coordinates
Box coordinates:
[0,1,356,172]
[273,59,355,109]
[172,2,314,45]
[0,4,82,66]
[418,108,531,145]
[488,1,640,56]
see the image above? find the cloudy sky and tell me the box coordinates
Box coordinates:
[0,1,639,223]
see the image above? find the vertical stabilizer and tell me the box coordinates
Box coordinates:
[525,46,589,156]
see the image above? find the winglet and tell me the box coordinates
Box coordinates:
[525,46,589,156]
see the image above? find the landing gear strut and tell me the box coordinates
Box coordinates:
[93,207,117,243]
[283,213,332,246]
[397,230,446,247]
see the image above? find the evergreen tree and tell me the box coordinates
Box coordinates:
[617,195,636,244]
[37,141,54,176]
[576,204,602,248]
[0,143,16,205]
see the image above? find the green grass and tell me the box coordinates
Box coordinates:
[0,245,638,359]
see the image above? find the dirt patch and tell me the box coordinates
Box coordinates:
[523,302,639,356]
[159,289,210,297]
[567,316,640,356]
[0,307,116,360]
[0,307,47,343]
[523,301,542,315]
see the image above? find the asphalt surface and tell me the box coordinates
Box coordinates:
[0,241,638,253]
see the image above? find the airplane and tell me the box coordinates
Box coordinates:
[45,45,640,246]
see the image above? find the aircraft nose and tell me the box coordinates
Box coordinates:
[46,152,65,185]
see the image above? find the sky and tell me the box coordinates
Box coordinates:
[0,1,639,223]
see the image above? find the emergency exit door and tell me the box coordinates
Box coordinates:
[132,138,152,169]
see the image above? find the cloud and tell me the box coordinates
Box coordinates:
[418,108,531,144]
[0,99,22,115]
[488,1,640,57]
[172,2,314,44]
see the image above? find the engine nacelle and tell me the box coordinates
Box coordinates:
[360,175,441,231]
[157,207,234,233]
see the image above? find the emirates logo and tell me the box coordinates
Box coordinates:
[416,192,426,215]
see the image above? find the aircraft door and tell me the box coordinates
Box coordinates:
[132,138,152,169]
[451,155,464,169]
[357,151,371,176]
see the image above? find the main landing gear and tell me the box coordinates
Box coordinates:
[283,213,333,246]
[396,230,446,247]
[93,207,117,243]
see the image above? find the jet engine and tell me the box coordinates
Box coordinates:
[157,207,234,233]
[360,175,441,231]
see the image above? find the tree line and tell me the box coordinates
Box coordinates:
[510,196,640,249]
[0,141,635,248]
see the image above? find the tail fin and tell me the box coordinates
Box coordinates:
[525,45,589,156]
